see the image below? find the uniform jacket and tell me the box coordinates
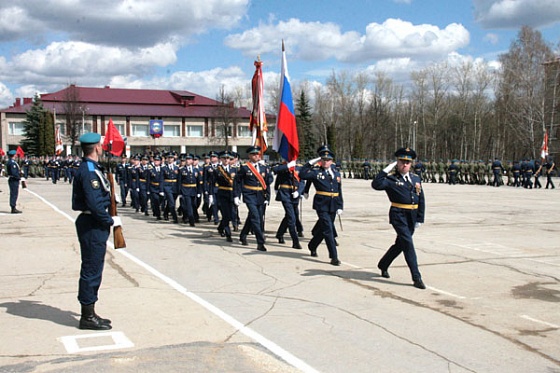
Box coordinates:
[7,158,21,180]
[179,165,203,196]
[271,163,305,203]
[299,163,343,213]
[372,170,425,224]
[236,162,272,205]
[161,163,179,194]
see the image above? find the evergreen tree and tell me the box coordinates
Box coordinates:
[21,95,54,156]
[295,90,316,161]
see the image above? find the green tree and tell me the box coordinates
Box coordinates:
[21,94,54,156]
[295,89,315,160]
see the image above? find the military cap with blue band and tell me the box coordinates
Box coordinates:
[247,146,261,154]
[8,149,17,156]
[394,147,416,161]
[79,132,101,144]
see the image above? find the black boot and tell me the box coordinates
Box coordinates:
[11,207,22,214]
[79,304,112,330]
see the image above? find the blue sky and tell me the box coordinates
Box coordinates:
[0,0,559,110]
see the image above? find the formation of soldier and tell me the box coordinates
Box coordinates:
[341,158,556,189]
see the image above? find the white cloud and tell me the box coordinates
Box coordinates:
[474,0,560,28]
[225,18,470,62]
[483,33,500,44]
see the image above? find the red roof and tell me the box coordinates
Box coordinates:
[2,85,251,118]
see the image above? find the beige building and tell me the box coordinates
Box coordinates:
[1,85,274,157]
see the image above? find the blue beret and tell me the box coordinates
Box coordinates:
[8,150,17,156]
[79,132,101,144]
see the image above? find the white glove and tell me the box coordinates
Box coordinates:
[383,161,398,173]
[21,177,26,181]
[304,193,309,199]
[197,194,201,198]
[147,191,150,195]
[159,192,164,196]
[415,222,422,229]
[204,191,208,195]
[264,200,269,206]
[287,160,296,169]
[292,191,299,199]
[336,209,343,216]
[209,195,214,206]
[136,188,140,192]
[234,197,241,206]
[309,157,321,165]
[258,160,266,165]
[112,216,122,227]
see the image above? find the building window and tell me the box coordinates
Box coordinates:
[115,123,126,136]
[8,122,25,135]
[81,122,93,135]
[132,123,149,137]
[186,125,203,137]
[215,124,233,138]
[164,124,180,137]
[237,125,251,138]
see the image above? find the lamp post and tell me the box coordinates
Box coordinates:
[81,107,89,135]
[412,120,417,151]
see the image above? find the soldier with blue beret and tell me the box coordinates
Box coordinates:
[372,147,426,289]
[72,132,121,330]
[6,150,22,213]
[299,145,343,265]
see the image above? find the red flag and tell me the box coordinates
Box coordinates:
[249,58,268,154]
[0,148,4,156]
[102,118,125,156]
[540,130,549,160]
[16,146,25,158]
[273,40,299,162]
[55,125,63,155]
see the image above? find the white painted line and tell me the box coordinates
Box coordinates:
[118,249,319,373]
[426,286,467,299]
[519,315,559,329]
[59,331,134,353]
[28,188,319,373]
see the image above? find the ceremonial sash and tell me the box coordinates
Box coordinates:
[290,168,300,182]
[217,165,233,186]
[246,163,267,190]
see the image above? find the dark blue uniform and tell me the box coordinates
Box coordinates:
[147,164,163,219]
[237,162,272,248]
[272,163,305,248]
[7,155,21,211]
[491,159,504,187]
[215,163,237,239]
[204,162,220,223]
[161,161,179,222]
[72,157,113,306]
[372,169,425,283]
[299,162,343,262]
[138,162,150,214]
[116,160,129,206]
[179,164,203,225]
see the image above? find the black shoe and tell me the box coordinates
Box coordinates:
[79,304,112,330]
[292,243,302,250]
[156,216,162,221]
[257,244,267,252]
[335,239,339,246]
[381,270,390,278]
[310,249,317,257]
[173,219,179,224]
[233,225,239,232]
[218,228,225,237]
[330,259,341,266]
[11,208,22,214]
[164,215,169,221]
[277,236,285,244]
[226,236,233,242]
[189,222,195,227]
[413,280,426,289]
[298,232,304,238]
[240,237,248,246]
[144,211,149,216]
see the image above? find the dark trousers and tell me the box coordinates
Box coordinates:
[240,203,265,244]
[546,175,555,189]
[308,210,338,260]
[276,200,300,245]
[150,192,162,218]
[76,214,110,305]
[378,211,421,281]
[139,184,149,212]
[217,193,233,237]
[8,178,19,208]
[119,180,128,205]
[181,193,197,224]
[163,189,178,221]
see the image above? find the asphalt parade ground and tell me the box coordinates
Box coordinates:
[0,175,559,373]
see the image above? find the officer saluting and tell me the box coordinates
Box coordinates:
[299,145,343,266]
[72,133,122,330]
[372,147,426,289]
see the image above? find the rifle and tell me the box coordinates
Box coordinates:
[107,172,126,249]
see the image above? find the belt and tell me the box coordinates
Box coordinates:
[81,210,92,215]
[150,182,160,186]
[182,183,197,187]
[218,186,233,191]
[244,185,263,191]
[164,179,177,182]
[139,178,147,182]
[279,184,296,190]
[391,202,418,210]
[315,191,339,197]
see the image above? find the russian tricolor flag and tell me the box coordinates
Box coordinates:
[273,41,299,161]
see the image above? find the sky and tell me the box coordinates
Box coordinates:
[0,0,559,111]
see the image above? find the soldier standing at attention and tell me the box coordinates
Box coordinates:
[161,153,180,223]
[372,147,426,290]
[299,146,343,266]
[72,133,121,330]
[116,154,129,207]
[179,153,202,226]
[6,150,22,213]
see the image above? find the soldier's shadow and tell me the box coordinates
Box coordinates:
[0,300,79,327]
